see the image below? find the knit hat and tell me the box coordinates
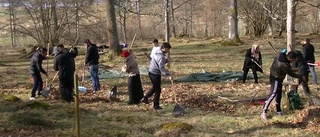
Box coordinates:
[121,50,130,58]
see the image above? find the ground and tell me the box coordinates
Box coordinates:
[0,35,319,137]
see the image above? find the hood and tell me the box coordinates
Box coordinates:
[278,52,290,63]
[154,48,164,55]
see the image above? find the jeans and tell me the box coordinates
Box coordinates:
[89,65,100,91]
[309,66,318,85]
[144,72,161,107]
[242,66,258,83]
[31,73,43,97]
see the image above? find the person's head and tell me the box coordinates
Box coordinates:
[84,39,92,47]
[153,39,159,46]
[251,43,260,52]
[121,50,130,58]
[57,44,64,52]
[160,42,171,53]
[287,51,298,62]
[38,47,48,57]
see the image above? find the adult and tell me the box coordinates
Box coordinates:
[84,39,100,93]
[242,43,263,83]
[53,44,78,102]
[142,42,173,110]
[302,38,317,85]
[29,47,48,100]
[121,50,144,105]
[260,51,305,121]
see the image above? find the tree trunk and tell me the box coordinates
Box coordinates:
[51,0,58,47]
[170,0,176,38]
[267,0,274,36]
[228,0,240,42]
[136,0,143,40]
[106,0,121,55]
[287,0,295,52]
[164,0,170,43]
[9,0,16,48]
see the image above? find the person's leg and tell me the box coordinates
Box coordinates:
[309,66,318,85]
[59,77,69,101]
[300,74,311,96]
[94,65,100,90]
[89,65,100,92]
[275,83,283,113]
[136,74,144,102]
[242,68,250,83]
[37,75,43,95]
[152,75,162,108]
[262,76,279,114]
[31,74,40,98]
[252,66,258,83]
[127,76,134,104]
[65,74,74,102]
[143,72,161,105]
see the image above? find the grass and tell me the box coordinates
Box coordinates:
[0,35,320,136]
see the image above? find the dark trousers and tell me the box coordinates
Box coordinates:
[298,73,311,96]
[59,74,74,102]
[144,72,161,107]
[263,75,283,113]
[128,74,144,104]
[31,73,43,97]
[242,66,258,83]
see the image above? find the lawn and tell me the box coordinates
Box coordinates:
[0,36,319,137]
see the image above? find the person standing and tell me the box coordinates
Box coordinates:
[84,39,100,93]
[53,44,78,102]
[302,38,317,85]
[30,47,48,100]
[260,51,305,121]
[142,42,173,110]
[145,39,160,60]
[242,43,263,83]
[121,50,144,105]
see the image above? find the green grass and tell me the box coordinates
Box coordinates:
[0,36,320,136]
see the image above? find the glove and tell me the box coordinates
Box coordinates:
[168,76,173,81]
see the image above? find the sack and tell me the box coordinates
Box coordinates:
[287,90,302,110]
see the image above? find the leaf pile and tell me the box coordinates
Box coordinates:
[291,106,320,133]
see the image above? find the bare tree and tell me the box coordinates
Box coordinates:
[287,0,296,51]
[228,0,241,42]
[106,0,121,55]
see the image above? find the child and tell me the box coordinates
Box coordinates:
[121,50,144,104]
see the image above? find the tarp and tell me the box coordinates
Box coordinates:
[99,66,149,79]
[176,70,255,82]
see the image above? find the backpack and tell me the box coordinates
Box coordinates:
[287,90,302,110]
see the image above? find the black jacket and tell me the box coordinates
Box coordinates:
[85,44,99,66]
[296,50,309,76]
[54,48,78,77]
[302,43,315,63]
[30,51,47,75]
[242,48,263,73]
[270,52,302,80]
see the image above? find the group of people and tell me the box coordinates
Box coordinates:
[29,39,100,102]
[241,38,317,121]
[29,38,172,109]
[121,39,173,109]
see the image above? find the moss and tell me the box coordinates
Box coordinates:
[9,112,52,127]
[4,94,21,102]
[26,101,50,109]
[161,122,193,131]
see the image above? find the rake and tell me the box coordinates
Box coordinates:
[171,80,185,117]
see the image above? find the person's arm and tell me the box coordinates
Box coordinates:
[53,57,59,71]
[258,51,262,65]
[37,56,47,74]
[283,64,302,78]
[69,47,78,58]
[158,56,171,76]
[85,46,92,65]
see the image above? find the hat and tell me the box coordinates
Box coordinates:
[121,50,130,58]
